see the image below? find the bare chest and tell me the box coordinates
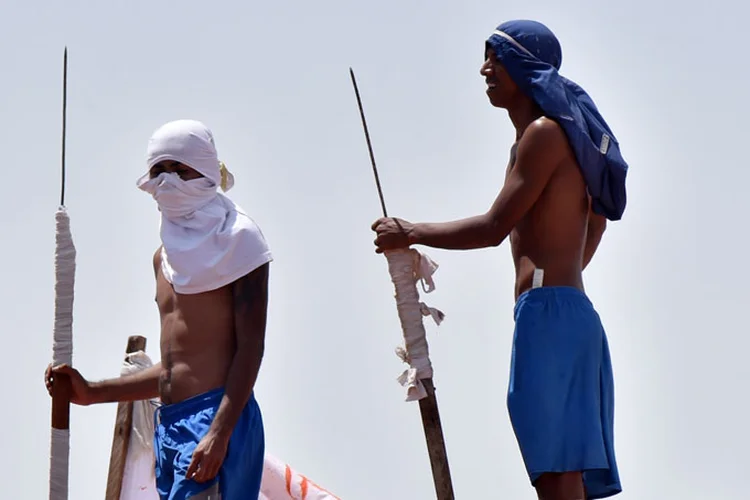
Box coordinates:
[155,271,234,334]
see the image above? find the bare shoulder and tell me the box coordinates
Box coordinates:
[519,117,569,155]
[509,117,570,183]
[512,117,576,183]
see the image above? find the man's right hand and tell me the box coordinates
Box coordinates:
[371,217,415,253]
[44,364,97,406]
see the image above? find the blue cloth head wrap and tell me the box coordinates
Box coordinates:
[486,20,628,221]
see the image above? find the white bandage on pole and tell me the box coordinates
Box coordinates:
[52,208,76,368]
[385,248,445,402]
[49,428,70,498]
[121,351,156,458]
[120,350,161,499]
[49,207,76,500]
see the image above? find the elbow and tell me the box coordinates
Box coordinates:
[237,334,265,361]
[488,234,504,247]
[593,217,607,240]
[484,216,508,247]
[587,211,607,237]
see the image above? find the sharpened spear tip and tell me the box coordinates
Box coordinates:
[61,46,68,208]
[349,66,389,218]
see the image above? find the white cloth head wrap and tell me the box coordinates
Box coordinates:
[137,119,235,191]
[137,119,272,294]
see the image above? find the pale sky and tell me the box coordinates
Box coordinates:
[2,0,748,498]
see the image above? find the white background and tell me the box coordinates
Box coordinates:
[2,0,747,498]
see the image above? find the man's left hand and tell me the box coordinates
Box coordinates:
[371,217,414,253]
[186,431,230,483]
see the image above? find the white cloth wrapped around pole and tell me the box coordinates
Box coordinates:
[121,352,156,458]
[52,208,75,367]
[50,207,77,500]
[119,351,160,500]
[384,248,444,402]
[49,429,71,500]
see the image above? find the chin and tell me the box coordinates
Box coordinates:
[487,94,507,109]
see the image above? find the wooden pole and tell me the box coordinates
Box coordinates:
[349,68,455,500]
[418,379,454,499]
[104,335,147,500]
[50,381,72,435]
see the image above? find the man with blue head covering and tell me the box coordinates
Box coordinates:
[373,20,625,499]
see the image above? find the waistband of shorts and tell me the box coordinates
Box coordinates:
[156,387,225,426]
[515,286,592,312]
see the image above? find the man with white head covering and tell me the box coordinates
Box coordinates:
[373,20,625,500]
[45,119,272,499]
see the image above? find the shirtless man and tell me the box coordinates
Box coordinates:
[372,21,628,500]
[45,119,272,499]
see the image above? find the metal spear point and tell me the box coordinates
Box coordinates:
[60,47,67,208]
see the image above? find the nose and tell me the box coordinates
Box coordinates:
[480,58,493,78]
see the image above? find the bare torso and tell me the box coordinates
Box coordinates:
[154,249,236,404]
[507,120,590,300]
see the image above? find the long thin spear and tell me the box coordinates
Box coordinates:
[349,68,455,500]
[50,46,76,500]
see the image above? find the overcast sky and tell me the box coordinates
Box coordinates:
[2,0,748,498]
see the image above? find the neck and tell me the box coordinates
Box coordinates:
[506,97,544,140]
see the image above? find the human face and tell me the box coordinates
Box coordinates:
[149,160,203,181]
[480,48,521,108]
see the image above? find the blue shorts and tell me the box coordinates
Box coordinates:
[507,286,622,499]
[153,388,264,500]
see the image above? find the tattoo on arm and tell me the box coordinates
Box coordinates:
[231,262,270,367]
[233,263,269,332]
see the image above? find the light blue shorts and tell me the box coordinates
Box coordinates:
[507,286,622,499]
[154,388,264,499]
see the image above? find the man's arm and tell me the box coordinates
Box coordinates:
[89,363,162,403]
[48,362,161,405]
[582,204,607,270]
[409,119,567,250]
[207,262,269,440]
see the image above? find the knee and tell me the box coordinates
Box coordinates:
[534,472,585,500]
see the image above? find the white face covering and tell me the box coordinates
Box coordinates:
[137,120,272,294]
[138,172,218,219]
